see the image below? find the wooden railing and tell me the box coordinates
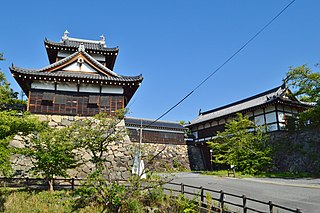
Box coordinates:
[163,182,303,213]
[0,177,82,190]
[0,177,303,213]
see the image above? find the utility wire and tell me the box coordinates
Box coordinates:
[143,0,296,129]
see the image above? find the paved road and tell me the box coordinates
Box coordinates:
[163,172,320,213]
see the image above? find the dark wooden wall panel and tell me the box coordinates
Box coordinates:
[29,91,123,116]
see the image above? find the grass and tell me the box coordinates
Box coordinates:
[201,170,319,178]
[256,172,320,179]
[0,188,103,213]
[0,186,201,213]
[201,170,253,178]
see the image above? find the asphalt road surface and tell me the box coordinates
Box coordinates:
[163,172,320,213]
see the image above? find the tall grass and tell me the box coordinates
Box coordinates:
[0,187,201,213]
[1,189,102,213]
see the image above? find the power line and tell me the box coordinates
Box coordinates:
[143,0,296,129]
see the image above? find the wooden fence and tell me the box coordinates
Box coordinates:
[0,177,303,213]
[0,177,82,190]
[163,182,303,213]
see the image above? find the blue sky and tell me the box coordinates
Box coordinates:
[0,0,319,122]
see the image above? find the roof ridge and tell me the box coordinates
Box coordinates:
[44,38,119,51]
[81,51,119,77]
[12,50,121,78]
[38,52,79,72]
[119,74,143,78]
[10,65,38,72]
[10,67,143,82]
[65,37,105,45]
[201,84,285,116]
[35,50,118,77]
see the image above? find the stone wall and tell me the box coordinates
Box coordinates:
[141,143,190,172]
[9,114,190,179]
[269,127,320,174]
[187,144,205,171]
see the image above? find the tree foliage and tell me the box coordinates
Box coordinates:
[207,113,271,175]
[285,64,320,103]
[24,127,78,191]
[0,53,25,105]
[70,111,128,174]
[0,111,47,176]
[285,65,320,128]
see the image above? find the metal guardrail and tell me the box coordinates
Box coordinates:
[163,182,303,213]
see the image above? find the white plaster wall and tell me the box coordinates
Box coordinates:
[265,112,277,124]
[79,84,100,93]
[63,61,97,73]
[254,114,265,126]
[58,51,105,62]
[31,81,55,90]
[101,85,123,94]
[57,82,78,92]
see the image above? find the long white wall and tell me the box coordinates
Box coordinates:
[31,81,124,94]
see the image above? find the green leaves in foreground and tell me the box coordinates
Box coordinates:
[285,64,320,129]
[208,113,271,175]
[0,111,47,176]
[24,127,78,191]
[285,64,320,103]
[70,112,127,173]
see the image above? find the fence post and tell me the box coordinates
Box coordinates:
[220,190,225,213]
[242,195,247,213]
[200,187,204,203]
[71,178,75,190]
[181,183,184,194]
[200,187,206,208]
[269,201,273,213]
[25,177,29,189]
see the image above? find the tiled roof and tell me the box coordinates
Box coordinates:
[187,84,308,126]
[44,38,119,52]
[10,66,142,82]
[36,51,118,77]
[125,117,185,130]
[10,47,143,83]
[38,51,118,76]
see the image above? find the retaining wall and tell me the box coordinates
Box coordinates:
[9,114,190,179]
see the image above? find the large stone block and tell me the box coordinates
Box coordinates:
[9,139,25,148]
[61,119,72,126]
[52,115,62,123]
[36,114,49,122]
[48,121,58,127]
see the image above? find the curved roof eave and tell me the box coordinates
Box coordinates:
[44,38,119,52]
[186,84,311,127]
[13,50,120,77]
[10,65,143,82]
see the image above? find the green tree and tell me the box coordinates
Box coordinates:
[285,64,320,103]
[207,113,271,175]
[24,127,78,191]
[0,53,25,105]
[70,111,127,175]
[0,111,47,176]
[285,65,320,128]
